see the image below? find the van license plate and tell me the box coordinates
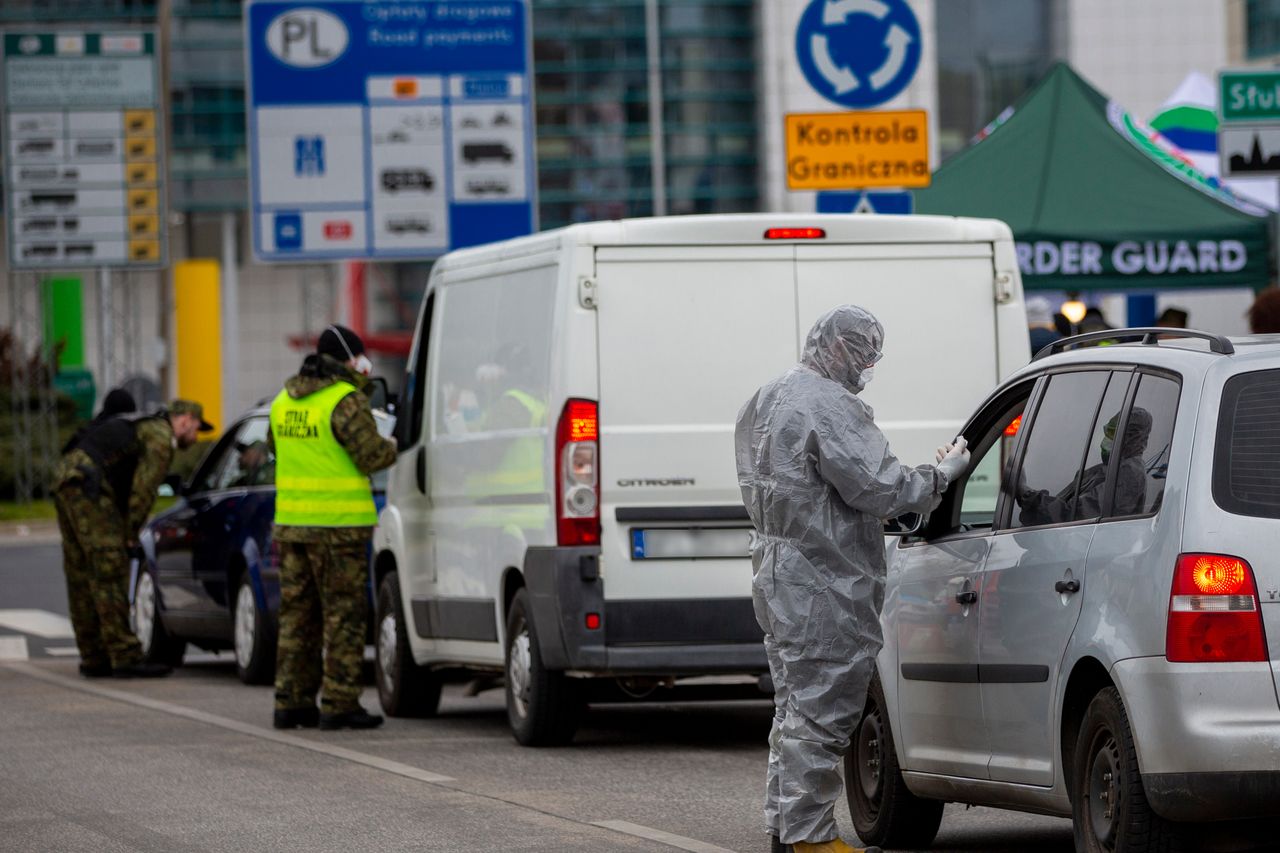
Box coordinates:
[630,528,752,560]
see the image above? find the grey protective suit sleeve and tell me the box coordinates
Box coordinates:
[735,305,953,845]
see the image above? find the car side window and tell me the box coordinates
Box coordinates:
[189,431,237,494]
[919,380,1035,539]
[1009,371,1111,529]
[397,292,434,450]
[1109,374,1180,518]
[957,405,1027,530]
[1068,373,1133,521]
[211,418,274,491]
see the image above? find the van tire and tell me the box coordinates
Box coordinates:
[846,674,944,848]
[1073,687,1187,853]
[375,573,441,718]
[504,589,581,746]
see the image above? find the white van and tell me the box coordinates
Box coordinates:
[372,213,1030,744]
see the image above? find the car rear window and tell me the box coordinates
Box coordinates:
[1214,369,1280,519]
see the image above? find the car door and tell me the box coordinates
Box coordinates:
[980,368,1130,786]
[150,429,237,626]
[188,416,275,633]
[888,379,1034,779]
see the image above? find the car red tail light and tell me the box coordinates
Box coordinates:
[555,398,600,546]
[1166,553,1267,662]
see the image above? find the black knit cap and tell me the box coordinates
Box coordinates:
[317,324,365,361]
[100,388,137,417]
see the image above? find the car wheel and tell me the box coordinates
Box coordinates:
[375,572,441,718]
[1073,687,1188,853]
[504,588,582,746]
[233,572,275,685]
[846,674,944,848]
[131,566,185,667]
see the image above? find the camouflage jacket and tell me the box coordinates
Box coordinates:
[53,415,175,539]
[271,354,397,543]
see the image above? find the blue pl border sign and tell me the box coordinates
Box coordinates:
[795,0,921,109]
[245,0,535,262]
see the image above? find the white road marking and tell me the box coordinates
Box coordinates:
[6,662,742,852]
[43,646,81,657]
[0,636,30,661]
[0,609,75,639]
[592,821,739,853]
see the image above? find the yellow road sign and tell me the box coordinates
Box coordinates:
[785,110,930,190]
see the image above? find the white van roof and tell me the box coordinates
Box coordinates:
[434,214,1014,272]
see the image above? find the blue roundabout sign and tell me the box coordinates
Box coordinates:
[795,0,922,109]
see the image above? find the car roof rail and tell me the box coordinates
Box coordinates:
[1034,327,1235,360]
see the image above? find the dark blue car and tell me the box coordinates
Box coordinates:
[129,405,391,684]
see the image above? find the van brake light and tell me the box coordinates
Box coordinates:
[764,227,826,240]
[1166,553,1267,662]
[555,399,600,546]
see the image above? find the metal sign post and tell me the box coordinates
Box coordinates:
[244,0,537,262]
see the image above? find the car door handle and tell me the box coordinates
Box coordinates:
[955,590,978,605]
[1055,579,1081,594]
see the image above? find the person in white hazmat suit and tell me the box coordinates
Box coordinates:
[735,305,970,853]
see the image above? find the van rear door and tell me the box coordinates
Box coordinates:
[795,242,1001,464]
[593,244,797,603]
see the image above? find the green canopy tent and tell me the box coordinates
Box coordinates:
[915,63,1272,292]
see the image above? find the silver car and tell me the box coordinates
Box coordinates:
[852,328,1280,852]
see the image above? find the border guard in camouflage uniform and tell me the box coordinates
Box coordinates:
[270,325,397,731]
[53,398,211,678]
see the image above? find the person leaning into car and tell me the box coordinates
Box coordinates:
[269,325,397,732]
[53,397,211,679]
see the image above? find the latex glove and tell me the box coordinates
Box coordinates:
[936,443,953,464]
[936,436,970,482]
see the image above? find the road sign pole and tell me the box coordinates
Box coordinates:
[221,211,239,416]
[645,0,667,217]
[98,267,113,394]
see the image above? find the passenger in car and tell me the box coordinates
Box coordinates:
[1016,407,1153,525]
[735,305,968,853]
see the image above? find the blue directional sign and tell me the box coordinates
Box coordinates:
[245,0,535,262]
[795,0,922,109]
[817,190,913,214]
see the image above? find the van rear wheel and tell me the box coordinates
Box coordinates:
[846,675,944,848]
[504,588,581,746]
[1073,687,1187,853]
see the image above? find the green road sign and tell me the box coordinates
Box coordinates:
[1220,70,1280,123]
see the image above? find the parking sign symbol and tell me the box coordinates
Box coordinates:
[274,212,303,250]
[294,135,325,176]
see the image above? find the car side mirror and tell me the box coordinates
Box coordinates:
[884,512,924,537]
[367,376,391,411]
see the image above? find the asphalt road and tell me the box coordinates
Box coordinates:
[1,536,1082,852]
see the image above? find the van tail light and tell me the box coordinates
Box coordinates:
[555,398,600,546]
[763,227,826,240]
[1166,553,1268,663]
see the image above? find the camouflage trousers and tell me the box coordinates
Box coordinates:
[273,539,368,714]
[53,484,143,669]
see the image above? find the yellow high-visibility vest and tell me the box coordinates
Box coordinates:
[270,381,377,527]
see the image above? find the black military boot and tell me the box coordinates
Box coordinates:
[318,706,385,731]
[273,707,321,729]
[78,662,113,678]
[111,662,173,678]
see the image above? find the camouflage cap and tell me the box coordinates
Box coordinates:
[170,399,215,432]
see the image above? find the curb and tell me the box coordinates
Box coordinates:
[0,520,61,543]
